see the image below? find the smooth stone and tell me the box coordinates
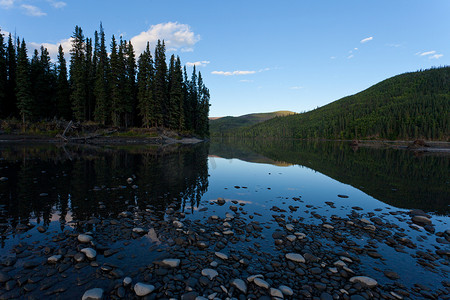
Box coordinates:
[47,255,62,263]
[231,278,247,294]
[173,220,184,228]
[123,277,132,286]
[82,288,104,300]
[285,253,305,263]
[201,268,218,280]
[81,248,97,260]
[279,285,293,296]
[412,215,432,225]
[286,235,296,242]
[285,224,294,231]
[322,224,334,229]
[134,282,155,296]
[270,288,284,298]
[78,234,93,243]
[215,252,228,260]
[253,277,270,289]
[132,227,145,234]
[350,276,378,288]
[37,226,47,233]
[247,274,264,282]
[223,230,234,235]
[334,260,347,267]
[161,258,181,268]
[217,198,226,205]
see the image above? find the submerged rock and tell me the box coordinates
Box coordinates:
[82,288,104,300]
[134,282,155,296]
[285,253,305,263]
[350,276,378,288]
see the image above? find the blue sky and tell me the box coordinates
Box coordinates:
[1,0,449,117]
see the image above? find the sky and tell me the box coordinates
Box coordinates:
[1,0,449,117]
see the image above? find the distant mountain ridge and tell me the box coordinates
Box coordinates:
[209,111,295,135]
[226,67,450,141]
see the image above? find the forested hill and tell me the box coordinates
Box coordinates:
[210,111,294,136]
[231,67,450,141]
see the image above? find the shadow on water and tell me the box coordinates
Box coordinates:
[210,138,450,215]
[0,142,209,243]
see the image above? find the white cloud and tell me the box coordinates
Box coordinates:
[211,70,256,76]
[0,0,14,9]
[47,0,66,9]
[186,60,210,67]
[29,37,72,61]
[330,56,336,59]
[419,50,436,56]
[130,22,200,54]
[21,4,47,16]
[430,54,443,59]
[290,86,303,90]
[360,36,373,43]
[240,79,254,83]
[347,54,354,59]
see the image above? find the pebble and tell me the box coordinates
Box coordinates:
[350,276,378,288]
[80,248,97,260]
[270,287,284,298]
[82,288,104,300]
[285,253,305,263]
[47,255,62,263]
[201,268,218,280]
[231,278,247,294]
[123,277,132,286]
[78,234,93,243]
[279,285,293,296]
[215,252,228,260]
[132,227,145,234]
[253,277,270,289]
[161,258,181,268]
[134,282,155,296]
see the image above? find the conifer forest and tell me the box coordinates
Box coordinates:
[0,25,210,137]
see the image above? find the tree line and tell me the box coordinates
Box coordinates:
[0,25,210,136]
[228,67,450,141]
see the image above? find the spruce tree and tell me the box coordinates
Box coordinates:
[56,44,71,119]
[85,38,95,120]
[189,66,198,131]
[69,25,86,121]
[16,39,33,124]
[94,23,110,124]
[137,42,154,128]
[0,30,6,117]
[110,35,126,127]
[168,56,184,130]
[5,34,17,117]
[153,39,166,127]
[124,40,136,127]
[182,66,191,130]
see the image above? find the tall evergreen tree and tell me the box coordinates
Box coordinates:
[85,37,95,120]
[5,34,17,117]
[0,30,7,117]
[189,66,198,131]
[94,23,110,124]
[109,35,126,126]
[16,39,33,124]
[56,45,71,119]
[69,26,86,121]
[137,42,154,128]
[153,39,166,127]
[182,66,191,130]
[168,55,184,130]
[124,40,136,127]
[197,71,210,137]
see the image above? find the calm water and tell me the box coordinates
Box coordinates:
[0,140,449,295]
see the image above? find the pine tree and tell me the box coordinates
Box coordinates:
[189,66,198,131]
[153,39,166,127]
[0,29,7,117]
[16,39,33,124]
[182,66,191,130]
[198,72,210,136]
[69,25,86,121]
[137,42,154,128]
[94,23,110,124]
[85,37,95,120]
[124,40,136,127]
[5,34,17,117]
[110,35,126,127]
[168,56,184,130]
[56,45,71,119]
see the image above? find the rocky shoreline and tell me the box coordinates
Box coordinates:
[0,194,449,300]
